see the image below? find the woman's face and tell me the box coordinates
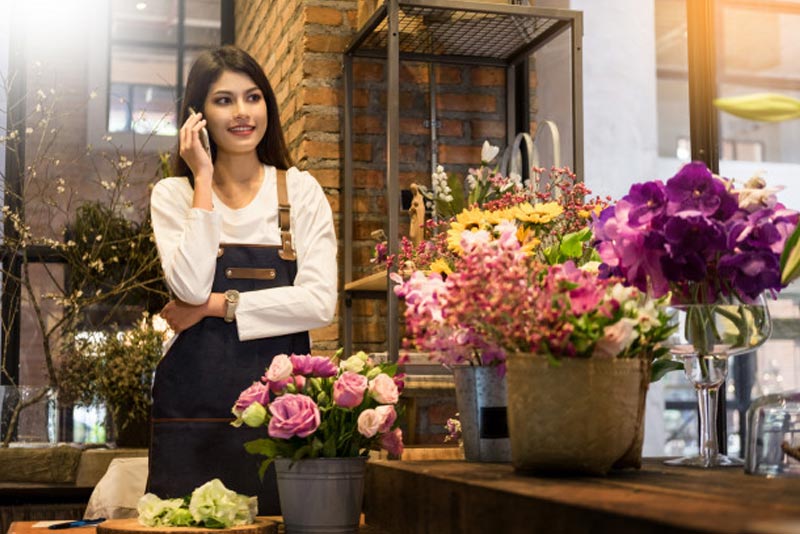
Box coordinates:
[203,70,268,156]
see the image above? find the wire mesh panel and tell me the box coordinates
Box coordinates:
[356,2,568,64]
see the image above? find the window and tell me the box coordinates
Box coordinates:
[87,0,223,151]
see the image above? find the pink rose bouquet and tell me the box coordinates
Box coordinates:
[232,351,405,474]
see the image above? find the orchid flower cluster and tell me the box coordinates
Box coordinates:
[393,223,674,371]
[231,351,405,474]
[388,141,607,276]
[593,162,799,304]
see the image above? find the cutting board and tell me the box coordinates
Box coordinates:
[96,518,277,534]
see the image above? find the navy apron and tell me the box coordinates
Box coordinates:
[147,171,309,515]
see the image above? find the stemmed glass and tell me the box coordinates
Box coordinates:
[664,293,772,468]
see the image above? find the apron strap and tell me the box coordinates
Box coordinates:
[275,168,296,261]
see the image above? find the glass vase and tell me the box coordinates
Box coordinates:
[664,293,772,468]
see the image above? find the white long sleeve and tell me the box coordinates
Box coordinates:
[150,166,338,341]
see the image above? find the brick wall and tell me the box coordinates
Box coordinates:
[235,2,518,361]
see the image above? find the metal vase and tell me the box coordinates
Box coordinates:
[452,365,511,462]
[274,456,367,534]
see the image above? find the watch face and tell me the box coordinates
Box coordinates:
[226,290,239,303]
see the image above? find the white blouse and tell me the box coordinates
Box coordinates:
[150,165,337,342]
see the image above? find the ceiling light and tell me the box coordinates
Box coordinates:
[136,2,147,10]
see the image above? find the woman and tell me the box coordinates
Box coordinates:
[148,46,337,514]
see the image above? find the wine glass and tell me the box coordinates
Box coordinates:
[664,293,772,468]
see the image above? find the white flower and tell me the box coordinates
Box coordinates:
[188,479,256,527]
[266,354,293,382]
[580,261,601,274]
[592,318,639,358]
[357,408,382,438]
[481,140,500,163]
[137,493,185,527]
[340,354,366,373]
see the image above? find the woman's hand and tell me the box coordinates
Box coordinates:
[160,294,226,333]
[179,111,213,184]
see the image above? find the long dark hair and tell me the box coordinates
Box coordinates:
[172,45,293,185]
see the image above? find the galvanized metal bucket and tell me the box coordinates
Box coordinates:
[275,456,367,533]
[452,365,511,462]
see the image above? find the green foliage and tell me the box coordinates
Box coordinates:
[64,201,167,318]
[58,314,168,431]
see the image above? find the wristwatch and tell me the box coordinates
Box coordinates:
[223,289,240,323]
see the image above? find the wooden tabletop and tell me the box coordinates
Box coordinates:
[8,517,388,534]
[364,458,800,534]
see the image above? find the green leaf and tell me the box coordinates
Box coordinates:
[257,458,273,481]
[781,223,800,285]
[448,173,465,214]
[651,359,684,382]
[559,228,592,258]
[244,438,278,457]
[202,518,226,529]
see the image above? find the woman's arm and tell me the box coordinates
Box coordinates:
[150,178,221,305]
[235,169,338,341]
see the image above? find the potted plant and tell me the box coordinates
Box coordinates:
[58,313,171,447]
[390,141,608,462]
[231,350,404,533]
[394,220,675,474]
[593,162,799,468]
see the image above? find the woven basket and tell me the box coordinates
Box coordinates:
[506,354,650,475]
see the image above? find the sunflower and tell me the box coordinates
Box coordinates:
[513,201,564,224]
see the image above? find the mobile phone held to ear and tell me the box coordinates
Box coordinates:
[188,107,212,159]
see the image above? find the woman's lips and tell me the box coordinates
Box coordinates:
[228,125,255,136]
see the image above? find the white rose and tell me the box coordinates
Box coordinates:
[357,409,382,438]
[592,318,639,358]
[266,354,293,382]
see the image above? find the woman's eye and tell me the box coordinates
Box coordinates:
[248,94,262,102]
[215,97,231,105]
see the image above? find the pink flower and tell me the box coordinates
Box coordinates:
[357,409,382,438]
[375,405,397,433]
[379,428,404,457]
[333,372,368,408]
[265,354,293,382]
[290,354,338,377]
[369,374,399,404]
[232,381,270,415]
[267,394,320,439]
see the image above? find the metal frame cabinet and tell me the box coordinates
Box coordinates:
[342,0,584,359]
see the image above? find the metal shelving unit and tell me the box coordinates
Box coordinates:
[342,0,584,359]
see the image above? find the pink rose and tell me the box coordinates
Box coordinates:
[267,394,320,439]
[375,405,397,433]
[294,375,307,390]
[357,409,382,438]
[291,354,338,378]
[265,354,293,382]
[232,381,270,415]
[379,428,404,457]
[369,373,399,404]
[333,372,368,408]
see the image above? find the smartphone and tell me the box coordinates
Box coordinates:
[188,106,212,159]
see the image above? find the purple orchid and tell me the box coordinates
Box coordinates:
[593,162,799,303]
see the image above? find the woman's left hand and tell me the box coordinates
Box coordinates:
[160,299,208,333]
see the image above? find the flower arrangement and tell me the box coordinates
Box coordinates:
[231,350,405,475]
[393,223,674,374]
[386,141,607,276]
[137,479,256,528]
[592,162,799,303]
[58,313,173,437]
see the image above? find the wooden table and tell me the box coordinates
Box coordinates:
[364,459,800,534]
[7,518,389,534]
